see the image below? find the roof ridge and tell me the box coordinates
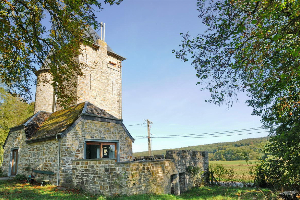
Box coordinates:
[82,101,89,114]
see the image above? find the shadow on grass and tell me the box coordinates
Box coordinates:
[0,180,98,200]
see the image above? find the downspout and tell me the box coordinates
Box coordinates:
[56,133,62,186]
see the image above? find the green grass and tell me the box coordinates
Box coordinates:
[210,160,258,182]
[0,179,278,200]
[105,187,277,200]
[0,180,98,200]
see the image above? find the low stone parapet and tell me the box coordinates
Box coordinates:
[72,159,178,196]
[71,150,209,196]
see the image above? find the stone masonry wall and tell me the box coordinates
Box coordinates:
[166,150,209,172]
[72,159,178,196]
[71,150,208,196]
[35,40,123,119]
[165,150,209,192]
[77,40,122,119]
[34,70,54,113]
[2,118,132,187]
[2,129,59,183]
[59,120,132,186]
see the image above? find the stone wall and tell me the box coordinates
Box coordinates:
[34,40,123,119]
[2,128,59,183]
[58,119,133,186]
[166,150,209,192]
[2,123,207,197]
[71,150,208,196]
[71,159,178,196]
[166,150,209,172]
[77,41,122,119]
[34,70,54,113]
[2,118,132,186]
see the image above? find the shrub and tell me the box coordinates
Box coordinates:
[13,174,27,182]
[210,164,227,182]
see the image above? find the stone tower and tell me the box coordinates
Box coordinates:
[34,27,125,119]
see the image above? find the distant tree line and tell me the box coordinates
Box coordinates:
[133,137,268,161]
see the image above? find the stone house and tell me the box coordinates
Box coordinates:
[2,26,208,196]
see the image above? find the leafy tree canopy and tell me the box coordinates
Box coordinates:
[258,123,300,189]
[0,87,34,163]
[174,0,300,189]
[0,0,122,107]
[175,0,300,129]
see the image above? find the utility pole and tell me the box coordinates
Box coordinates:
[146,119,153,156]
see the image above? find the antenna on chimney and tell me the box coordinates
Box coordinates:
[100,22,105,41]
[103,23,106,41]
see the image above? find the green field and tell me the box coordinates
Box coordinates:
[0,180,278,200]
[210,160,258,183]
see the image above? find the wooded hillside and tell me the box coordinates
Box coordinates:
[133,137,268,161]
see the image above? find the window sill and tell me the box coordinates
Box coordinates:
[73,158,117,162]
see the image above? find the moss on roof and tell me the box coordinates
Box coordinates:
[25,111,52,139]
[30,102,85,140]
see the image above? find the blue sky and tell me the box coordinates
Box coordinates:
[24,0,268,153]
[95,0,269,153]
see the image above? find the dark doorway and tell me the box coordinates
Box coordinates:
[179,173,186,193]
[170,174,176,194]
[11,149,18,175]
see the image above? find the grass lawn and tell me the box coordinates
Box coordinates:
[0,179,278,200]
[210,160,258,182]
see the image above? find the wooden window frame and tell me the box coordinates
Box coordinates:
[85,140,119,161]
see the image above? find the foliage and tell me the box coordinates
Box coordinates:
[186,166,204,186]
[0,180,278,200]
[0,180,98,199]
[252,163,268,188]
[0,167,6,177]
[254,123,300,190]
[210,161,256,183]
[0,87,34,164]
[186,166,202,177]
[13,174,27,182]
[174,0,300,129]
[210,164,227,182]
[0,0,122,107]
[174,0,300,188]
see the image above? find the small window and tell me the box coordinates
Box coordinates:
[85,142,117,159]
[109,61,116,66]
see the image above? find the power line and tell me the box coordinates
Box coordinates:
[132,126,269,140]
[127,122,146,127]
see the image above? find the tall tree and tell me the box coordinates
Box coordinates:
[0,87,34,164]
[175,0,300,128]
[0,0,122,107]
[174,0,300,188]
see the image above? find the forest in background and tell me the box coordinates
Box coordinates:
[0,87,34,164]
[133,137,268,161]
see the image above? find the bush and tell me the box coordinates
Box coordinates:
[0,168,6,177]
[13,174,27,182]
[210,164,227,181]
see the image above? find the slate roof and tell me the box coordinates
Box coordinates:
[24,111,52,139]
[29,102,85,141]
[4,102,134,144]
